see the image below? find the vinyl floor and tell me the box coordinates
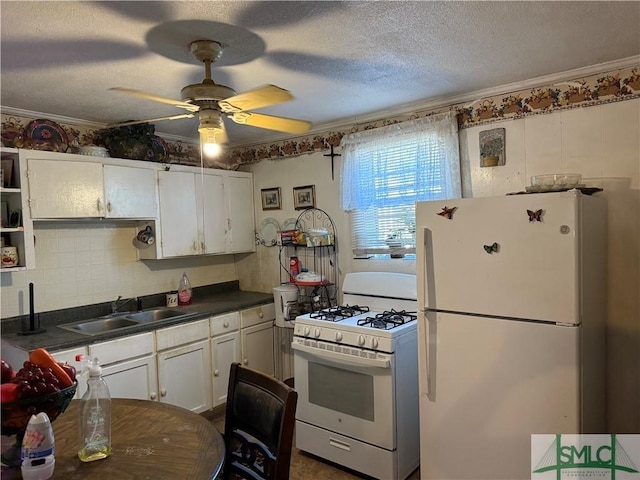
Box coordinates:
[211,415,421,480]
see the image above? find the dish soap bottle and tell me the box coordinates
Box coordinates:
[78,357,111,462]
[21,412,55,480]
[178,272,192,305]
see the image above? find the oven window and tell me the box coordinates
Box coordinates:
[308,362,374,421]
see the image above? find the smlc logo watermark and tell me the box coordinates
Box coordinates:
[532,434,640,479]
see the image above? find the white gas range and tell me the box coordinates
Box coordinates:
[292,272,420,480]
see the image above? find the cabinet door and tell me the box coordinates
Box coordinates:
[211,331,240,407]
[225,175,255,253]
[103,164,157,218]
[101,354,158,401]
[28,159,104,218]
[241,322,275,377]
[196,173,225,254]
[157,170,199,257]
[157,339,212,413]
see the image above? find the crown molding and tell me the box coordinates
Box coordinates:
[308,55,640,134]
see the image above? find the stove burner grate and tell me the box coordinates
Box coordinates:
[309,304,370,321]
[357,309,417,330]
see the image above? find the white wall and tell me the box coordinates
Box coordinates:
[239,98,640,433]
[1,221,238,317]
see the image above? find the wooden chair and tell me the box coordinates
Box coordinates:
[222,362,298,480]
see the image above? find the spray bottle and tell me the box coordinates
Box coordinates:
[21,412,55,480]
[78,357,111,462]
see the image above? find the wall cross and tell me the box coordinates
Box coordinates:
[323,145,341,181]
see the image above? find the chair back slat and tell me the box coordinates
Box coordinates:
[223,363,298,480]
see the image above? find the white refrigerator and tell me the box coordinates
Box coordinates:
[415,190,606,479]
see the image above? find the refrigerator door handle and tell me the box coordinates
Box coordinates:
[425,310,437,401]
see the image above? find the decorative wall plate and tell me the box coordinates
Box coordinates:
[24,119,68,152]
[146,135,169,162]
[258,217,281,246]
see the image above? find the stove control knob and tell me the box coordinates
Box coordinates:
[371,337,379,349]
[358,335,365,346]
[303,326,311,336]
[314,328,321,338]
[335,332,343,342]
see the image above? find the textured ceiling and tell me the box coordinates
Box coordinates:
[1,1,639,147]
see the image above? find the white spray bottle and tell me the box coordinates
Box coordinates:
[21,412,55,480]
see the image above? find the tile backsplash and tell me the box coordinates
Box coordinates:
[1,221,237,318]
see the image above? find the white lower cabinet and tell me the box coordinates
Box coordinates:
[210,312,241,407]
[240,304,276,377]
[88,332,157,401]
[156,319,212,413]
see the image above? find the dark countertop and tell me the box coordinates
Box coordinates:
[0,282,273,353]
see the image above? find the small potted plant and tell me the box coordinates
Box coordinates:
[480,137,502,167]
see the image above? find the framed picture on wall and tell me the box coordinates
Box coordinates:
[293,185,315,210]
[261,187,281,210]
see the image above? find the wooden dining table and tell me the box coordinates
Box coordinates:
[2,398,225,479]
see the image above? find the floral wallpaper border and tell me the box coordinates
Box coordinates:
[227,65,640,167]
[2,65,639,170]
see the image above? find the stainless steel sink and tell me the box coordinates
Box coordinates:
[58,308,188,336]
[59,316,139,335]
[124,309,185,323]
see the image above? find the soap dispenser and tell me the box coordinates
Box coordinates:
[78,357,111,462]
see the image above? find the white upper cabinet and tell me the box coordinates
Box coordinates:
[157,170,200,257]
[103,164,158,218]
[17,149,254,258]
[26,153,157,220]
[28,158,104,218]
[225,175,255,253]
[147,168,254,259]
[196,173,226,255]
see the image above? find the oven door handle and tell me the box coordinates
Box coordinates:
[292,342,391,369]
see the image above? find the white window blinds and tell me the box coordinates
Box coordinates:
[341,112,461,256]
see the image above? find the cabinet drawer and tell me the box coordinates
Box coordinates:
[210,312,240,336]
[240,303,275,328]
[156,319,209,351]
[89,332,154,365]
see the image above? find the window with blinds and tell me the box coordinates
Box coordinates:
[341,112,461,257]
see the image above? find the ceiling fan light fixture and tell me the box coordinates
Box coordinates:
[199,110,223,157]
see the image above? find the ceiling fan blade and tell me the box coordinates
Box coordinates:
[218,84,294,113]
[107,113,195,128]
[110,87,199,112]
[229,112,311,134]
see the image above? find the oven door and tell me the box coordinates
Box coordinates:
[292,339,396,449]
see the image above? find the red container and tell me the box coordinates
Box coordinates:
[289,257,300,282]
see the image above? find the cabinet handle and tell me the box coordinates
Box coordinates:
[106,201,112,213]
[223,321,229,328]
[243,359,248,365]
[258,311,264,319]
[201,241,205,251]
[214,369,219,376]
[150,392,157,400]
[160,388,167,397]
[192,240,197,252]
[96,198,102,213]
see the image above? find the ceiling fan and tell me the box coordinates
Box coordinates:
[109,40,312,155]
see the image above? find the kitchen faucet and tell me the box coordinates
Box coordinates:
[112,296,141,313]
